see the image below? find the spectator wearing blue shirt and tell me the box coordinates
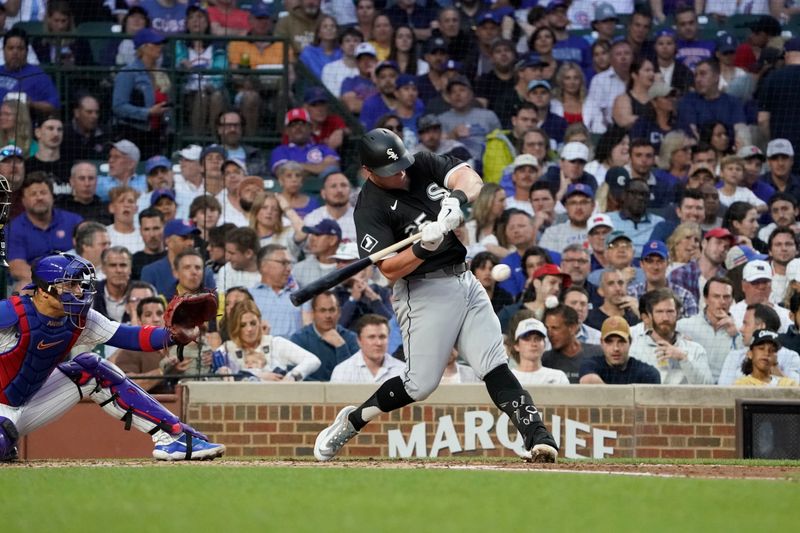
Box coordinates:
[341,42,378,114]
[139,0,187,34]
[607,177,665,257]
[677,59,745,146]
[527,80,568,145]
[141,219,216,300]
[96,140,147,202]
[674,7,715,72]
[0,28,59,117]
[290,291,360,381]
[251,244,303,339]
[579,316,661,384]
[541,142,598,202]
[7,172,82,287]
[269,107,340,176]
[547,1,590,70]
[299,14,343,80]
[360,60,402,130]
[761,139,800,200]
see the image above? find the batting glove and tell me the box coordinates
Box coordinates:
[419,221,445,251]
[437,196,464,232]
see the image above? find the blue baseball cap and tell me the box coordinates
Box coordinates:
[302,219,342,240]
[133,28,167,49]
[150,188,176,206]
[375,60,400,75]
[545,0,567,12]
[200,144,227,160]
[304,86,328,104]
[443,59,462,71]
[655,28,676,40]
[477,11,501,25]
[605,230,631,247]
[715,32,737,54]
[564,183,594,201]
[250,1,273,18]
[164,219,200,238]
[516,53,549,69]
[527,79,552,92]
[396,74,417,89]
[641,240,668,260]
[145,155,171,175]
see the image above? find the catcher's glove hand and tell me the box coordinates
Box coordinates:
[164,290,218,346]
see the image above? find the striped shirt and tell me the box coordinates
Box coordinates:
[250,283,303,339]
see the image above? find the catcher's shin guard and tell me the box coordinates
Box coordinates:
[58,352,207,440]
[0,416,19,461]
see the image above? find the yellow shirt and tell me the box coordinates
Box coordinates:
[228,40,287,67]
[369,40,390,61]
[734,375,799,387]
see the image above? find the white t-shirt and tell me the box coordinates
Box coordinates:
[717,186,766,209]
[504,197,534,216]
[105,225,144,254]
[512,367,570,385]
[704,0,770,16]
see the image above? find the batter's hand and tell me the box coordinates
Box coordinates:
[437,196,463,232]
[419,221,445,251]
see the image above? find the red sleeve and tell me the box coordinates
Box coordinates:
[734,44,756,72]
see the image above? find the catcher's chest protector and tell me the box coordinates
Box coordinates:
[0,296,81,406]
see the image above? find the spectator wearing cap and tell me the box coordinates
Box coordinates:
[474,39,518,127]
[196,144,227,199]
[269,108,339,178]
[112,28,171,159]
[360,61,403,130]
[527,79,568,145]
[96,140,146,203]
[649,188,706,242]
[587,213,614,271]
[668,226,734,303]
[136,155,174,214]
[539,183,594,254]
[322,27,364,97]
[293,219,342,289]
[607,176,664,256]
[677,58,747,143]
[735,15,781,73]
[735,330,799,387]
[138,0,187,34]
[651,28,694,96]
[542,303,604,384]
[579,315,661,384]
[760,139,800,198]
[628,287,713,384]
[438,75,502,163]
[766,226,798,305]
[505,154,540,215]
[565,1,620,36]
[673,7,715,71]
[411,113,471,161]
[729,259,793,332]
[172,145,203,220]
[528,265,573,321]
[274,0,323,56]
[61,94,108,166]
[628,239,699,318]
[56,161,112,225]
[132,207,166,281]
[463,10,502,80]
[422,59,466,116]
[384,0,437,41]
[150,188,177,223]
[141,219,216,300]
[330,242,393,330]
[26,116,70,185]
[391,74,424,139]
[483,102,539,185]
[341,42,378,114]
[585,39,633,133]
[737,145,774,205]
[215,157,250,227]
[7,172,83,288]
[414,36,450,104]
[0,28,59,117]
[542,141,598,204]
[105,185,144,254]
[545,1,591,71]
[587,230,646,287]
[511,318,570,385]
[215,110,268,177]
[718,303,800,385]
[303,170,356,242]
[714,33,748,93]
[758,192,800,243]
[0,144,25,218]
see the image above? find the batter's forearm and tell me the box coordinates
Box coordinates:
[447,167,483,202]
[377,247,424,283]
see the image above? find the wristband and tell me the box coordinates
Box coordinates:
[412,242,435,259]
[450,189,469,206]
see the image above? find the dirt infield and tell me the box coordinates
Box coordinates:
[4,459,799,480]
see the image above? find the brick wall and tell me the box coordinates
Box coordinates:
[182,384,799,460]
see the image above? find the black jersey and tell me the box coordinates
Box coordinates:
[354,151,468,275]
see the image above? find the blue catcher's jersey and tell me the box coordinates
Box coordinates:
[0,296,82,407]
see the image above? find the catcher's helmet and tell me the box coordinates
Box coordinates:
[359,128,415,177]
[24,253,97,328]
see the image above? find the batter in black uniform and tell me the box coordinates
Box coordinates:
[314,129,558,463]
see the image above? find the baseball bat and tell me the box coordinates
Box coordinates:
[290,230,422,306]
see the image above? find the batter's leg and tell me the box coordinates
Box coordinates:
[456,272,558,463]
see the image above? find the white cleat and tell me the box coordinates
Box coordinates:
[519,443,558,464]
[314,406,359,462]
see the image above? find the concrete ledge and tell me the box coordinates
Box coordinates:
[634,385,800,406]
[185,382,326,404]
[527,385,634,406]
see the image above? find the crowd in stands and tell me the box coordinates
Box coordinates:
[4,0,800,388]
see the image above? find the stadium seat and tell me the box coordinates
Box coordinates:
[12,21,43,35]
[76,21,118,65]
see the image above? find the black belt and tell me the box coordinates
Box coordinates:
[406,262,468,280]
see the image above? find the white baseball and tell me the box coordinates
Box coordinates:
[491,264,511,282]
[545,295,560,309]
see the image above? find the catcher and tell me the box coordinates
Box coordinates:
[0,253,223,462]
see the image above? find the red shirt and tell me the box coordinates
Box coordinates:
[735,43,757,73]
[281,114,347,147]
[208,6,251,34]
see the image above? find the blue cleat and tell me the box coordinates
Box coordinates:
[153,433,226,461]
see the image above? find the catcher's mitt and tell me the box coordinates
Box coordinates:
[164,290,218,346]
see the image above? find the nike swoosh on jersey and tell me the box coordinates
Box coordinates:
[390,200,398,210]
[37,340,64,350]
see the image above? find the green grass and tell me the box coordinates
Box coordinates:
[2,467,799,532]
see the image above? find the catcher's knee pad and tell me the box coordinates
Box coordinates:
[0,416,19,461]
[59,352,126,387]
